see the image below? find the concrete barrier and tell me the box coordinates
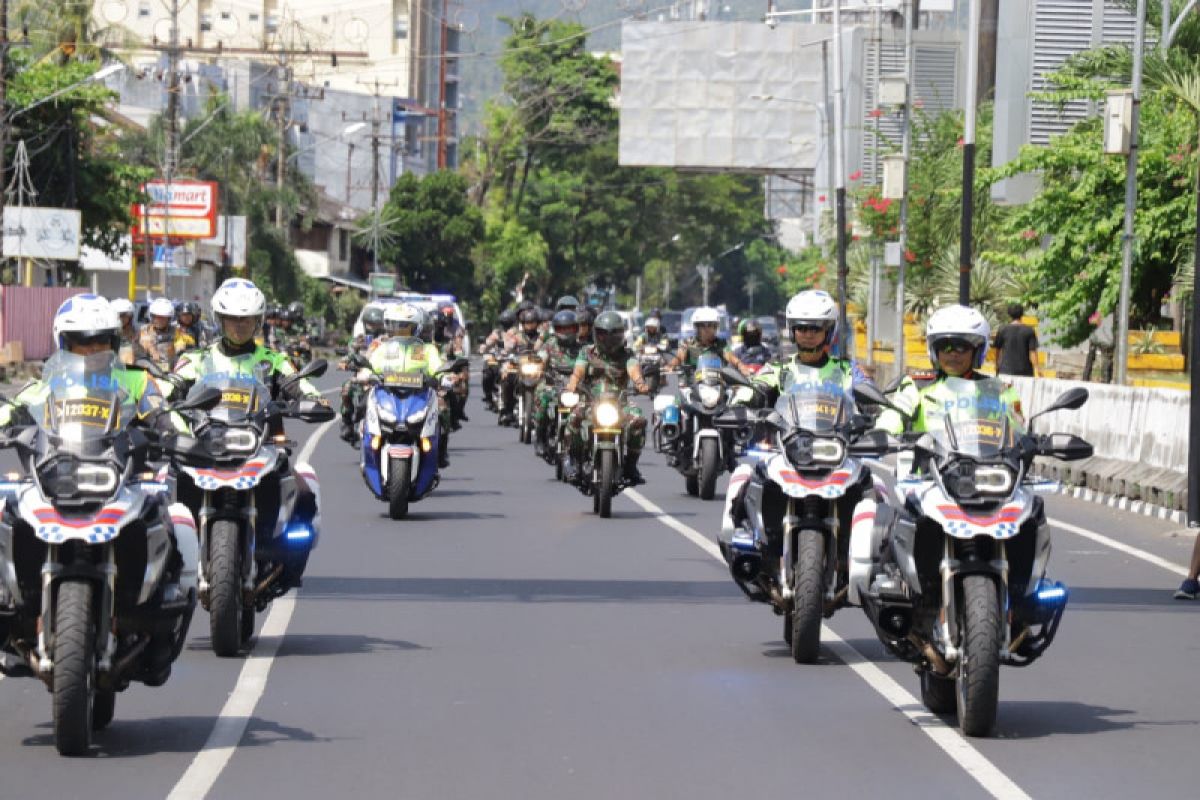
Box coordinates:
[1005,376,1189,510]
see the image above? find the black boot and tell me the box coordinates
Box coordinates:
[438,433,450,469]
[623,451,646,486]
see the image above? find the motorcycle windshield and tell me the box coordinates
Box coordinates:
[371,337,428,389]
[185,352,272,423]
[774,364,850,435]
[924,377,1021,458]
[695,352,724,382]
[35,351,139,456]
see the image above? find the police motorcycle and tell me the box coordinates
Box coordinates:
[718,366,887,664]
[854,380,1091,736]
[516,350,545,445]
[565,389,630,519]
[349,343,467,520]
[654,353,737,500]
[0,351,219,755]
[168,356,333,658]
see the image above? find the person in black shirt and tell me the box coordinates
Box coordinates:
[993,303,1040,377]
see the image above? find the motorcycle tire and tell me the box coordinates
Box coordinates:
[782,610,793,647]
[956,575,1003,737]
[920,670,957,715]
[790,530,825,664]
[648,374,661,396]
[685,474,699,497]
[387,457,413,520]
[208,520,244,658]
[555,451,565,481]
[92,688,116,731]
[598,449,616,519]
[53,580,96,755]
[698,438,720,500]
[520,393,534,445]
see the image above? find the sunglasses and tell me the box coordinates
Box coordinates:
[793,324,826,334]
[70,333,114,346]
[695,322,718,329]
[935,339,976,354]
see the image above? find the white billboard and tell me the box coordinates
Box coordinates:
[619,21,865,173]
[2,207,82,260]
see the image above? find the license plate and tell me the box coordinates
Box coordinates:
[384,372,424,388]
[221,388,252,409]
[53,398,114,428]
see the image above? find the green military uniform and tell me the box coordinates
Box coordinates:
[672,336,735,385]
[633,332,670,351]
[533,336,581,442]
[566,343,647,453]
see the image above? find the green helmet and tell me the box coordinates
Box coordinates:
[593,310,626,355]
[555,294,580,311]
[362,306,385,331]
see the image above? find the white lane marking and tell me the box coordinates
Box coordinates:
[623,488,1032,800]
[167,418,335,800]
[1048,516,1187,577]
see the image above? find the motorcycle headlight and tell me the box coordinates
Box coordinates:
[974,465,1015,495]
[697,383,722,408]
[406,408,428,426]
[75,463,119,494]
[377,403,398,425]
[560,391,580,408]
[595,401,621,427]
[811,437,846,464]
[222,428,259,453]
[643,346,659,354]
[521,363,543,377]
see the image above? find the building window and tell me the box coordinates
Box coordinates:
[138,2,151,17]
[220,10,231,19]
[200,12,212,30]
[248,12,259,21]
[338,229,348,262]
[394,15,408,39]
[266,13,279,32]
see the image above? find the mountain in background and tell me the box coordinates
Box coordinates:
[456,1,766,137]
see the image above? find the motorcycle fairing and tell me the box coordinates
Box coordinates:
[907,481,1034,540]
[766,454,858,499]
[360,385,439,501]
[182,450,278,491]
[18,484,143,544]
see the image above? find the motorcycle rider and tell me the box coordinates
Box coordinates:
[576,307,595,346]
[718,290,876,558]
[875,304,1022,437]
[369,303,452,468]
[563,310,651,485]
[533,309,582,457]
[175,300,208,354]
[0,295,198,609]
[110,296,138,364]
[733,318,773,372]
[480,308,516,412]
[339,305,386,442]
[169,279,332,590]
[138,296,180,370]
[499,307,543,426]
[555,295,580,313]
[432,301,469,429]
[633,316,669,351]
[664,306,745,380]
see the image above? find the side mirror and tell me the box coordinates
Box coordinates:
[883,373,906,394]
[171,385,223,413]
[720,366,752,387]
[281,358,328,389]
[853,382,894,410]
[1039,432,1093,461]
[849,428,891,457]
[1029,386,1089,428]
[135,358,167,379]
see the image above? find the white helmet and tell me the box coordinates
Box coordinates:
[109,297,134,316]
[645,316,661,329]
[384,303,423,336]
[926,304,991,369]
[691,306,721,326]
[53,294,121,352]
[785,289,838,346]
[212,278,267,319]
[148,297,175,319]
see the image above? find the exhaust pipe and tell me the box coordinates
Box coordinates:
[877,605,913,638]
[730,552,761,582]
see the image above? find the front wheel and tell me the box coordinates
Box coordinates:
[956,575,1003,737]
[208,520,244,658]
[698,437,720,500]
[53,580,96,755]
[597,449,616,519]
[519,393,533,444]
[790,530,826,664]
[387,457,413,520]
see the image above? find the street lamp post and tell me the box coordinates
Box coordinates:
[1116,0,1148,386]
[895,0,915,374]
[958,0,981,306]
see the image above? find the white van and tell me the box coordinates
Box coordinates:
[352,292,471,353]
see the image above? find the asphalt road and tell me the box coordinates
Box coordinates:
[0,368,1197,799]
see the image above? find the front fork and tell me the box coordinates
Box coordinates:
[778,497,838,604]
[197,489,258,602]
[937,538,1009,664]
[36,544,117,676]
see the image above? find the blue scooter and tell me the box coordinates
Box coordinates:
[350,346,465,519]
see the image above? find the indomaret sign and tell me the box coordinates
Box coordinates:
[139,180,219,239]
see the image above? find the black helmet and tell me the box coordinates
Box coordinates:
[266,305,282,319]
[551,309,578,344]
[498,309,517,328]
[516,299,535,314]
[576,307,595,326]
[555,294,580,311]
[363,306,385,330]
[741,319,762,346]
[288,301,305,318]
[179,300,201,319]
[519,307,540,326]
[593,310,626,355]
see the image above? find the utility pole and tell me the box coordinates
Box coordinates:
[958,0,981,305]
[895,0,915,374]
[0,0,9,261]
[745,275,759,315]
[160,0,182,298]
[348,77,398,274]
[1117,0,1148,386]
[273,62,291,233]
[832,0,850,357]
[437,0,449,169]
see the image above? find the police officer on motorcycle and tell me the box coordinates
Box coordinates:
[664,306,745,380]
[634,316,669,351]
[563,311,651,485]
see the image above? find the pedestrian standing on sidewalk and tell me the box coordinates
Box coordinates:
[993,303,1040,378]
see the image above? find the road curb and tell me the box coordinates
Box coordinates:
[1048,481,1186,525]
